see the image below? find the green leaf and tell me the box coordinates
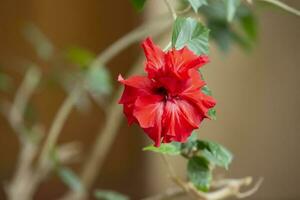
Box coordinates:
[94,190,129,200]
[58,167,84,193]
[186,0,208,12]
[187,156,212,191]
[130,0,146,11]
[201,84,216,120]
[208,108,217,120]
[86,67,112,95]
[172,17,210,55]
[223,0,240,22]
[238,8,258,42]
[181,132,199,158]
[66,47,95,69]
[23,23,54,61]
[143,143,181,155]
[197,140,233,169]
[201,85,212,96]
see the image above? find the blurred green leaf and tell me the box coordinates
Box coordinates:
[0,72,13,91]
[172,17,210,55]
[130,0,146,11]
[201,84,216,120]
[66,47,95,69]
[197,140,233,169]
[23,23,54,61]
[201,1,258,52]
[94,190,129,200]
[187,156,212,191]
[201,85,212,96]
[186,0,208,12]
[181,132,199,158]
[86,67,112,95]
[238,7,258,42]
[57,167,84,193]
[65,47,112,96]
[223,0,240,22]
[143,143,181,155]
[207,108,217,120]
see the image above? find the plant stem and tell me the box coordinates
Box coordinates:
[9,66,41,141]
[163,0,177,20]
[90,19,171,67]
[38,87,82,168]
[258,0,300,16]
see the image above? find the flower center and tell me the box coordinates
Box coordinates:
[154,86,179,101]
[155,86,168,96]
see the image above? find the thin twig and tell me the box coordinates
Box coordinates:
[4,66,42,200]
[163,0,177,20]
[38,86,83,168]
[90,19,171,68]
[177,5,192,15]
[9,66,41,140]
[258,0,300,16]
[160,156,262,200]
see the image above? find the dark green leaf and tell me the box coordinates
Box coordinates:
[86,67,112,95]
[23,23,54,61]
[172,17,210,55]
[197,140,233,169]
[58,167,84,193]
[238,8,258,42]
[207,20,233,52]
[186,0,208,12]
[143,143,181,155]
[130,0,146,11]
[187,156,212,191]
[223,0,240,22]
[181,132,199,158]
[94,190,129,200]
[66,47,95,69]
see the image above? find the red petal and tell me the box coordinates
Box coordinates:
[141,37,165,78]
[118,74,153,104]
[165,47,209,78]
[180,90,216,118]
[186,69,206,91]
[133,95,164,146]
[162,99,203,143]
[118,74,156,126]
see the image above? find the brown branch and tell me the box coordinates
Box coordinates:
[161,155,262,200]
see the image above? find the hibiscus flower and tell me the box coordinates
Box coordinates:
[118,37,216,147]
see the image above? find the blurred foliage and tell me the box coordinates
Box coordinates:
[94,190,129,200]
[200,0,258,51]
[0,71,13,92]
[130,0,147,11]
[57,167,84,193]
[23,23,54,61]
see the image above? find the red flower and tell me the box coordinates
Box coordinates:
[119,38,216,146]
